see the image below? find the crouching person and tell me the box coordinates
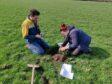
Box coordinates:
[21,9,49,55]
[59,24,91,56]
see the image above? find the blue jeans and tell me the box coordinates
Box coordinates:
[26,38,49,55]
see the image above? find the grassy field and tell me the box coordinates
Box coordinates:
[0,0,112,84]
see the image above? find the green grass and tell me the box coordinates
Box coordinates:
[0,0,112,84]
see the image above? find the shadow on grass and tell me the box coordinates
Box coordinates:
[35,66,44,75]
[79,47,110,60]
[45,44,59,55]
[45,45,110,60]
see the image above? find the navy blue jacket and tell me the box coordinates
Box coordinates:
[62,26,91,52]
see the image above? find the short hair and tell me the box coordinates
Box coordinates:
[29,9,40,16]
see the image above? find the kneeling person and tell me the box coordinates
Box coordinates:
[21,9,49,54]
[59,24,91,56]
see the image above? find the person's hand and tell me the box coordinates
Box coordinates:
[40,33,44,37]
[59,47,67,52]
[35,34,42,38]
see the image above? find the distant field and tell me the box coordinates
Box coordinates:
[0,0,112,84]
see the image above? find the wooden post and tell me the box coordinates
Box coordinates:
[28,64,39,84]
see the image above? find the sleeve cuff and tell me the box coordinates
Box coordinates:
[66,45,69,49]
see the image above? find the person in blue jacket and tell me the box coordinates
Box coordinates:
[59,23,91,56]
[21,9,49,54]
